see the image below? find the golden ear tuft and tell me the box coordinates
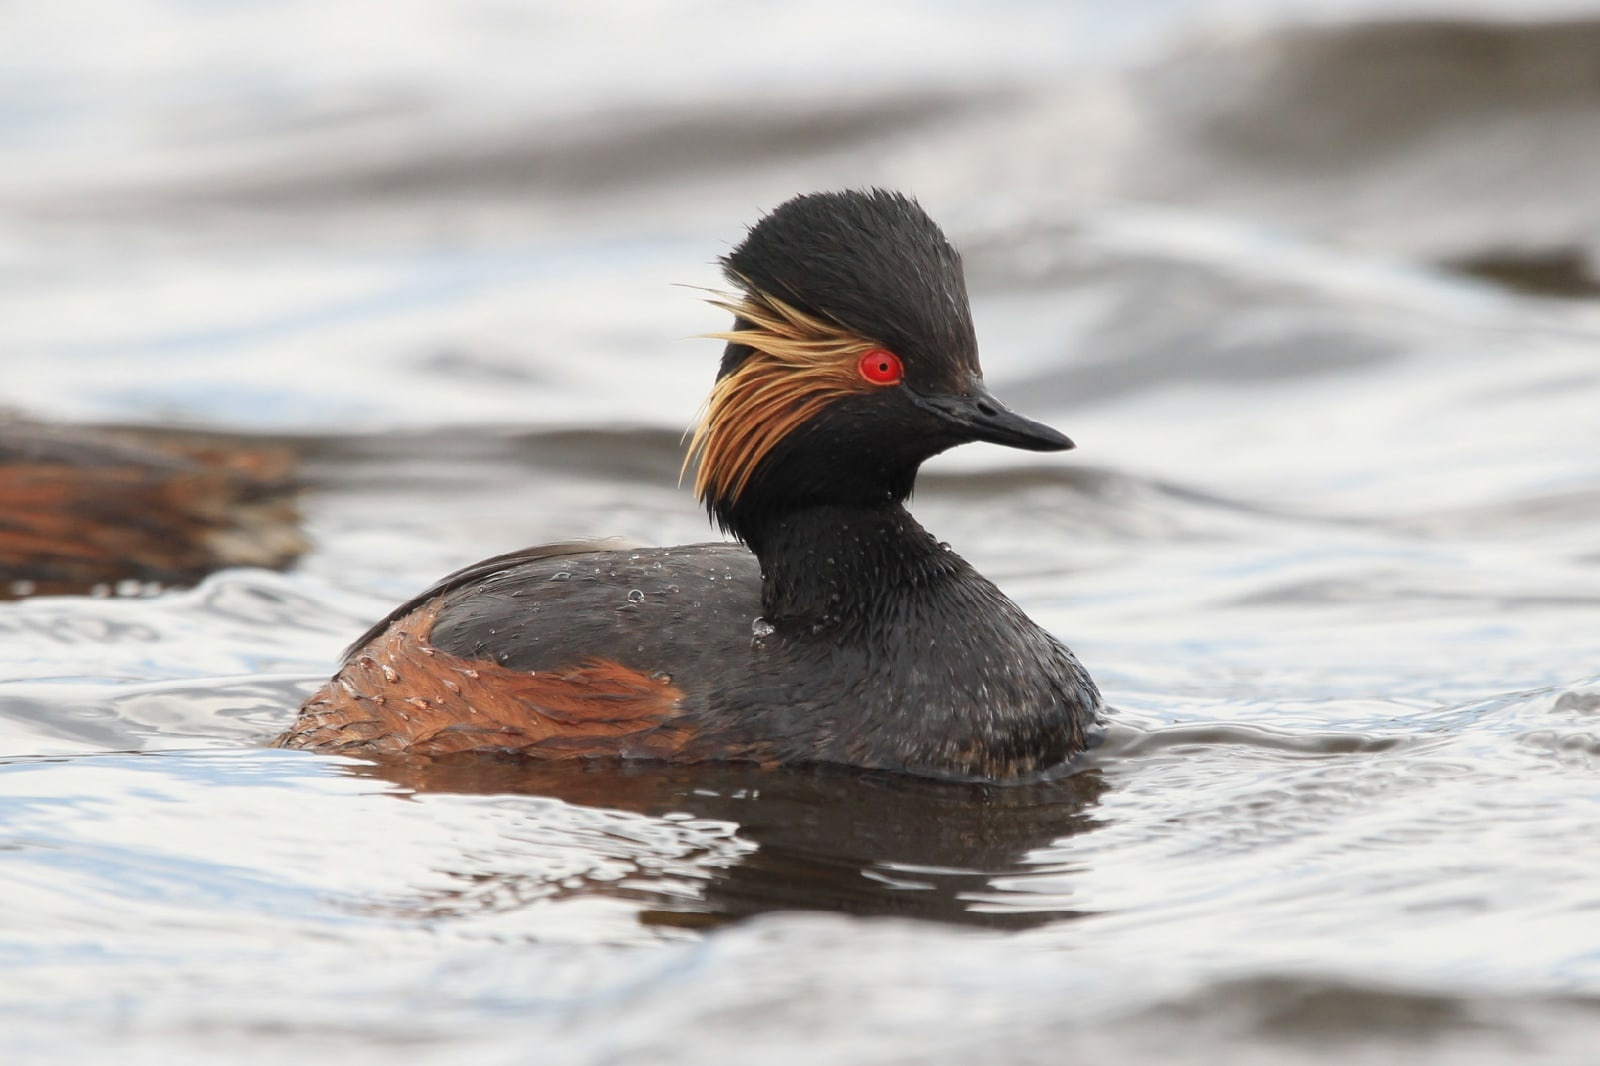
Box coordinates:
[683,290,881,506]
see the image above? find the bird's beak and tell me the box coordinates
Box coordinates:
[910,384,1074,452]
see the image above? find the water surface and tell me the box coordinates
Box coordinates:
[2,2,1599,1062]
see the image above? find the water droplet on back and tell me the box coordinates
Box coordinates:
[550,571,571,581]
[751,617,775,640]
[627,589,645,604]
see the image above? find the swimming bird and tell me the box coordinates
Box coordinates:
[275,189,1101,780]
[0,421,302,599]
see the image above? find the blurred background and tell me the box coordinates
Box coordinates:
[2,2,1600,1064]
[8,0,1600,428]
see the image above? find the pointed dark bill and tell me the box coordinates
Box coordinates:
[910,386,1074,452]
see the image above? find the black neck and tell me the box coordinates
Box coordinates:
[742,502,963,630]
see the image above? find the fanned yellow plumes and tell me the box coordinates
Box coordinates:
[684,290,878,505]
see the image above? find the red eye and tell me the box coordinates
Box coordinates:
[857,348,903,386]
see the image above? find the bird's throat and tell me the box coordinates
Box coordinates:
[746,503,959,631]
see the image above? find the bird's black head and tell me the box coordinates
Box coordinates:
[685,189,1072,543]
[717,188,979,387]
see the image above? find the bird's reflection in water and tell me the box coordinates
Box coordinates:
[346,755,1108,931]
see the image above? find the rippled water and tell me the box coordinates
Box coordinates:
[3,2,1600,1063]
